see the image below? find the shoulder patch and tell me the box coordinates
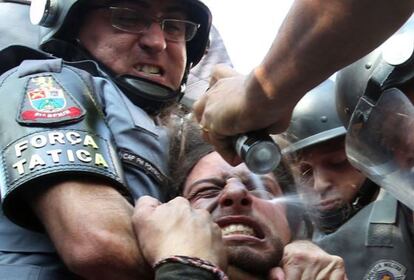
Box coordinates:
[120,149,168,187]
[18,75,85,125]
[363,259,407,280]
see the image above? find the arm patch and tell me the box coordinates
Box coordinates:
[18,74,86,125]
[0,59,128,230]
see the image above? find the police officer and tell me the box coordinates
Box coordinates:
[0,0,211,279]
[281,80,378,236]
[316,18,414,280]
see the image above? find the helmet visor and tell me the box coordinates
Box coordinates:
[346,88,414,210]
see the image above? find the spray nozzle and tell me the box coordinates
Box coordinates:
[234,130,281,174]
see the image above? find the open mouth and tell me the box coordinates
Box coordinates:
[221,224,256,237]
[135,64,164,77]
[216,218,265,240]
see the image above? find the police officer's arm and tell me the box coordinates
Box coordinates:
[194,0,414,165]
[30,178,151,280]
[0,60,151,279]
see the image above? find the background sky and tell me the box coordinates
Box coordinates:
[202,0,294,74]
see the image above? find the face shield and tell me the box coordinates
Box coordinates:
[346,87,414,210]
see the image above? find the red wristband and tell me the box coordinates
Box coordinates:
[153,255,228,280]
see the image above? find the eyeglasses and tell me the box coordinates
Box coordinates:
[94,6,200,42]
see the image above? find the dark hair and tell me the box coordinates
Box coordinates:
[168,113,214,198]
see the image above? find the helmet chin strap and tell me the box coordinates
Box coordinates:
[311,203,351,233]
[114,75,183,115]
[313,179,378,233]
[114,63,192,115]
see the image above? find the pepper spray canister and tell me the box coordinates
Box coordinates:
[234,130,281,174]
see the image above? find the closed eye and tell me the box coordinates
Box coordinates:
[188,186,222,201]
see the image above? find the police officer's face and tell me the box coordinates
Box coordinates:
[292,137,365,213]
[78,0,187,90]
[183,152,291,275]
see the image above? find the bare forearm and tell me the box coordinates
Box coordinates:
[254,0,414,109]
[32,179,151,280]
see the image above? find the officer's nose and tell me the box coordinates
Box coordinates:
[138,23,167,53]
[313,167,333,193]
[218,178,253,209]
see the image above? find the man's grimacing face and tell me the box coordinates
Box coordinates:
[182,152,291,275]
[78,0,187,90]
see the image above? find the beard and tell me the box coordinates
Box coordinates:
[225,236,284,276]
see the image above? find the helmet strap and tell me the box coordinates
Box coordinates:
[312,204,353,233]
[312,179,378,233]
[115,75,182,115]
[352,179,379,211]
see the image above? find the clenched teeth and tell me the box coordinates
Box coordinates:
[221,224,255,237]
[138,65,162,75]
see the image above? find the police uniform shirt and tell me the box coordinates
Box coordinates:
[0,42,171,278]
[316,192,414,280]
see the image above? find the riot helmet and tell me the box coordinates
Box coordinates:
[30,0,212,113]
[282,79,346,155]
[336,15,414,210]
[282,80,377,233]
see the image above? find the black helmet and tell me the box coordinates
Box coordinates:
[282,79,346,155]
[335,15,414,210]
[282,79,378,233]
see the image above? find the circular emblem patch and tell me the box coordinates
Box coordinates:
[363,260,406,280]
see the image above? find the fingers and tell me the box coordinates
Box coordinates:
[132,196,162,244]
[281,240,347,280]
[281,256,347,280]
[322,268,347,280]
[133,196,226,268]
[194,64,241,126]
[209,64,240,87]
[135,196,162,217]
[193,65,249,166]
[167,195,190,205]
[193,94,207,124]
[314,256,346,280]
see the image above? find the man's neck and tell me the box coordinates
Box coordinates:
[227,266,265,280]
